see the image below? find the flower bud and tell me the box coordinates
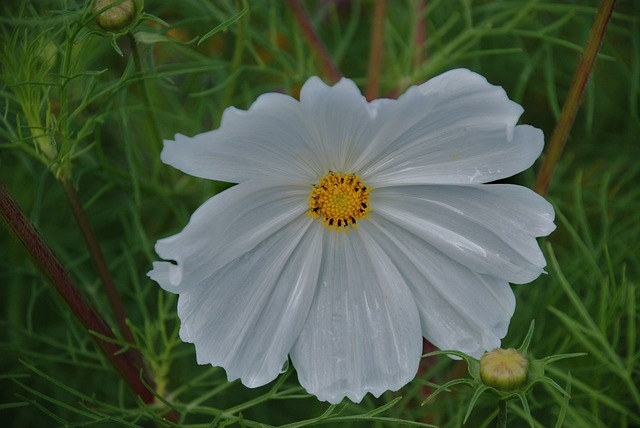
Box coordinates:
[93,0,136,32]
[480,348,529,391]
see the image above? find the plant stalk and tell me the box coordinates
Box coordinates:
[534,0,616,195]
[496,399,508,428]
[365,0,388,101]
[412,0,427,69]
[61,179,148,375]
[220,0,249,120]
[288,0,342,84]
[0,180,154,404]
[127,31,163,154]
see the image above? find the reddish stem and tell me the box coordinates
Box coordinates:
[412,0,427,69]
[365,0,388,101]
[63,181,136,348]
[0,180,154,404]
[62,179,150,377]
[534,0,616,195]
[288,0,342,83]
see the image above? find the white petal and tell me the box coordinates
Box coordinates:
[161,92,320,183]
[376,184,554,268]
[149,179,309,294]
[298,77,380,173]
[161,77,385,184]
[373,184,548,284]
[167,217,323,387]
[148,260,182,288]
[354,69,543,185]
[290,231,422,404]
[365,216,515,357]
[476,184,556,237]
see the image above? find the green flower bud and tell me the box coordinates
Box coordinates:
[480,348,529,391]
[423,322,585,426]
[93,0,136,32]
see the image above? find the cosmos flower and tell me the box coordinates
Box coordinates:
[148,69,555,404]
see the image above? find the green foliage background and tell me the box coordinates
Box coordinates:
[1,0,638,426]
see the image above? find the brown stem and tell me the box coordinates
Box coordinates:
[365,0,388,101]
[412,0,427,69]
[62,179,148,374]
[0,180,154,403]
[288,0,342,84]
[534,0,616,195]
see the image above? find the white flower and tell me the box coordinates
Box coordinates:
[148,69,556,404]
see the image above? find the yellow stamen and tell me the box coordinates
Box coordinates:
[307,171,371,234]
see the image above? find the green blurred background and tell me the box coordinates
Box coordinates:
[1,0,638,426]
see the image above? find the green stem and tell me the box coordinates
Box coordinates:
[0,180,154,404]
[127,31,163,156]
[534,0,616,195]
[288,0,342,84]
[496,399,508,428]
[220,0,249,121]
[365,0,387,101]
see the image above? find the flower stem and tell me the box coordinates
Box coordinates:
[220,0,249,121]
[496,399,508,428]
[385,0,426,100]
[534,0,616,196]
[127,31,163,155]
[365,0,388,101]
[0,180,154,403]
[288,0,342,84]
[412,0,427,70]
[61,178,148,375]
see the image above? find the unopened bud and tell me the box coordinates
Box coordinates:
[93,0,136,32]
[480,348,528,391]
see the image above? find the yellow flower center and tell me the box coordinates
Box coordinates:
[307,171,371,233]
